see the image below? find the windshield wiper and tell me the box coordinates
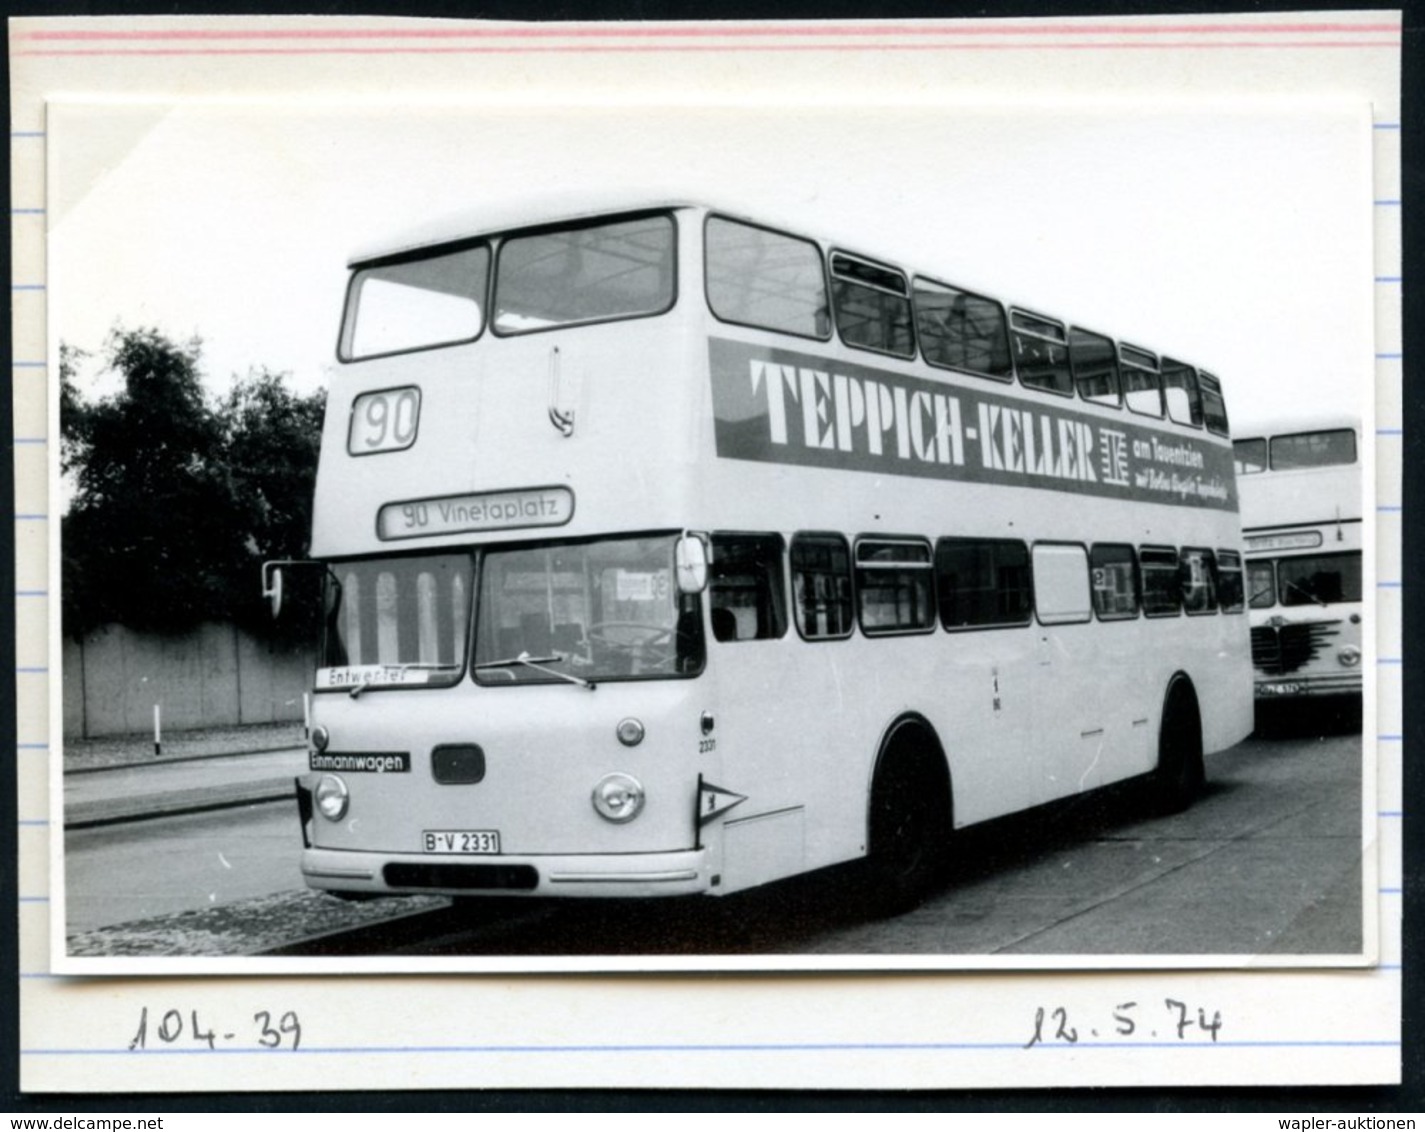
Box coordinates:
[1280,578,1328,608]
[474,652,596,691]
[348,662,462,699]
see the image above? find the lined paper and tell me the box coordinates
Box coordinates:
[12,12,1402,1091]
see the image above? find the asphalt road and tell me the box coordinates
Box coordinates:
[64,802,301,933]
[62,723,1364,958]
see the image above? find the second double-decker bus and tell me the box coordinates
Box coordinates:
[269,196,1253,914]
[1234,419,1364,705]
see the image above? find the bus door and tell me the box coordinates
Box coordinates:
[697,532,852,892]
[1030,543,1107,800]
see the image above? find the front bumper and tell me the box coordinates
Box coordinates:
[1254,673,1363,700]
[301,846,713,899]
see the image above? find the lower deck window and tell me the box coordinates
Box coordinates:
[709,533,788,641]
[1090,543,1138,619]
[934,537,1032,629]
[1141,546,1182,616]
[1180,548,1219,615]
[790,533,854,640]
[1217,550,1245,612]
[856,538,935,634]
[1032,543,1092,625]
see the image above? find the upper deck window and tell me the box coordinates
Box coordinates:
[830,253,915,358]
[341,244,491,361]
[1270,429,1356,470]
[1199,371,1229,437]
[1119,343,1163,418]
[1234,438,1267,475]
[1068,327,1121,408]
[1160,357,1203,428]
[913,279,1013,381]
[705,217,829,339]
[1010,309,1073,397]
[493,214,676,335]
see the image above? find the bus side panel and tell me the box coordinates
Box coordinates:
[1199,613,1255,754]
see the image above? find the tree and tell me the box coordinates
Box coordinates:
[61,328,326,640]
[221,368,327,635]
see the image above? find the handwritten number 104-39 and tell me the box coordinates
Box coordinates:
[129,1008,301,1051]
[1025,999,1222,1047]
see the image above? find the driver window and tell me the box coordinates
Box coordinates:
[709,533,788,641]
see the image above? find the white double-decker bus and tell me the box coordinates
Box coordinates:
[1233,420,1364,704]
[272,198,1252,912]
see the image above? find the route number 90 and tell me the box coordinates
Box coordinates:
[349,387,421,455]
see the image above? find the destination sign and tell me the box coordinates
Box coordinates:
[316,665,431,690]
[378,485,575,541]
[1244,531,1324,552]
[709,337,1237,512]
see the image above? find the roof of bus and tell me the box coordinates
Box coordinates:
[344,192,1231,382]
[347,192,719,265]
[1232,414,1362,442]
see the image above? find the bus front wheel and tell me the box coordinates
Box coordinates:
[1149,678,1204,814]
[864,743,952,916]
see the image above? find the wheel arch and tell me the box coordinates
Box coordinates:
[864,711,954,848]
[1151,669,1206,812]
[1162,670,1203,732]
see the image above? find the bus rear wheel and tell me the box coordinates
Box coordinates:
[864,746,952,917]
[1149,678,1205,814]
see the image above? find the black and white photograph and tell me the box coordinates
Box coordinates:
[47,90,1376,974]
[9,8,1408,1102]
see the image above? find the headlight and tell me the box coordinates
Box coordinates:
[315,774,349,821]
[591,772,645,823]
[616,718,645,747]
[1338,645,1362,668]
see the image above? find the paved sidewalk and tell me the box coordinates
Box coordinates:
[62,722,308,827]
[65,721,304,773]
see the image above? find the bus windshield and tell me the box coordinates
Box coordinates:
[1276,552,1362,607]
[321,553,473,690]
[474,534,704,684]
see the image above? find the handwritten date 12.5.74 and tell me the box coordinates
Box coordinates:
[1025,1000,1222,1048]
[128,1008,301,1052]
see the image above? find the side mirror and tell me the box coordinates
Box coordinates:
[261,562,285,619]
[675,534,709,595]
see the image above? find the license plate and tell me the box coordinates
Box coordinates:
[422,830,501,854]
[1259,682,1302,697]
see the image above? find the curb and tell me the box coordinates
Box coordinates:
[66,743,305,777]
[65,777,298,830]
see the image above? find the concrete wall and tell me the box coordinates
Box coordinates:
[63,622,313,739]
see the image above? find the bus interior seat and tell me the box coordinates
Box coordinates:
[520,612,552,655]
[551,622,581,654]
[711,607,739,643]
